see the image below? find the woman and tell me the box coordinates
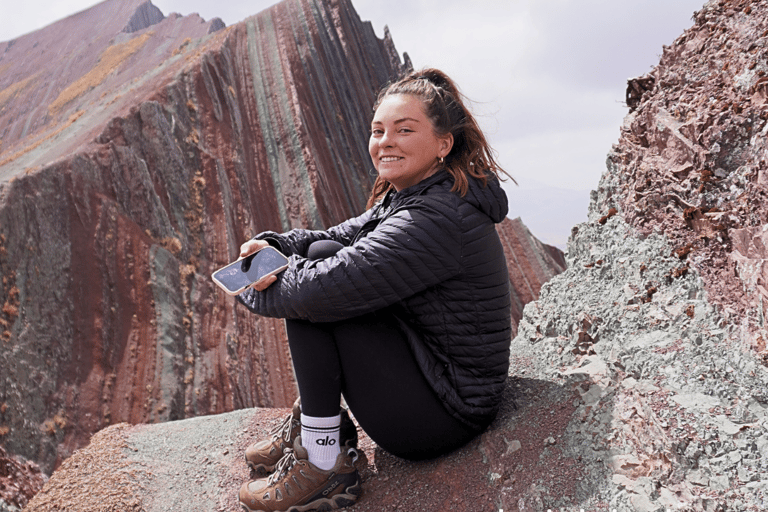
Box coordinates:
[236,68,512,512]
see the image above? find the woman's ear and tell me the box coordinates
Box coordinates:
[439,132,454,159]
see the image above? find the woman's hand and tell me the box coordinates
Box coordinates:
[239,239,279,291]
[251,274,278,291]
[239,239,269,259]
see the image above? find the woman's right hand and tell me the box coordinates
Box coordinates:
[238,239,278,291]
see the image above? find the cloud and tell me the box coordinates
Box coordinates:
[499,125,620,188]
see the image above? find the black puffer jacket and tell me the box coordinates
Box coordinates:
[238,170,512,430]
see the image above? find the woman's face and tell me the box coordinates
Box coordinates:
[369,94,453,191]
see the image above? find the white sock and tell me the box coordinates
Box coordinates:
[300,413,341,471]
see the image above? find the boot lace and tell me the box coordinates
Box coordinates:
[269,412,297,443]
[267,450,300,485]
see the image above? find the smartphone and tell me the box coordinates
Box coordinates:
[211,246,289,295]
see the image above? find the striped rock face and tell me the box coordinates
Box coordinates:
[0,0,406,474]
[0,0,563,481]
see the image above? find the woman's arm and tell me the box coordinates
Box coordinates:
[237,201,463,322]
[250,209,375,257]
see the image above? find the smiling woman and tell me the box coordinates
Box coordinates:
[234,68,514,512]
[365,69,513,207]
[369,94,453,191]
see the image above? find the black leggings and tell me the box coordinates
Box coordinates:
[286,241,476,460]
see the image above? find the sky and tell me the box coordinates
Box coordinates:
[0,0,706,247]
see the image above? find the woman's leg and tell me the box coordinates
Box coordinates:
[285,319,343,417]
[286,312,476,460]
[332,312,477,460]
[287,240,475,460]
[284,318,346,469]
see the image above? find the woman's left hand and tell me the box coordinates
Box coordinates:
[239,239,278,291]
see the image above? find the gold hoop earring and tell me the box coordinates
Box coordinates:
[439,156,445,164]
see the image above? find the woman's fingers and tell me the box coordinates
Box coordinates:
[239,239,268,259]
[251,274,278,291]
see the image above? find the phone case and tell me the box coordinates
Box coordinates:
[211,247,289,296]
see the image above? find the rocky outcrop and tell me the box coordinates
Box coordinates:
[508,0,768,509]
[0,0,409,474]
[23,388,582,512]
[208,18,226,34]
[0,445,45,511]
[613,0,768,363]
[122,1,165,33]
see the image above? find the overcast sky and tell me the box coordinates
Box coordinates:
[1,0,705,246]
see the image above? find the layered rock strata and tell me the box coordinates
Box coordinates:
[0,0,564,485]
[0,0,408,474]
[122,1,167,33]
[0,0,223,163]
[498,217,567,333]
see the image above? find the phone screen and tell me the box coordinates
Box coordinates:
[211,247,289,295]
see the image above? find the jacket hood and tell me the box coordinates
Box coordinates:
[391,170,509,224]
[462,171,509,223]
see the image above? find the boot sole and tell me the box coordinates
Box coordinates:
[246,459,275,477]
[239,479,362,512]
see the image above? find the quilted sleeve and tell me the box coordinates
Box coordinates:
[252,209,374,256]
[237,200,463,322]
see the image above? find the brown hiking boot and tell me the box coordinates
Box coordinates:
[239,436,361,512]
[245,400,358,475]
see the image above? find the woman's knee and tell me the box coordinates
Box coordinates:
[307,240,344,260]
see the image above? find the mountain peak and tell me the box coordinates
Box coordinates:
[122,1,165,33]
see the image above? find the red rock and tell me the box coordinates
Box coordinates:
[497,217,566,335]
[611,0,768,362]
[0,444,46,510]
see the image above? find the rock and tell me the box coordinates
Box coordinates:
[208,17,226,34]
[508,0,768,508]
[122,1,165,33]
[497,217,567,335]
[0,445,46,510]
[23,376,591,512]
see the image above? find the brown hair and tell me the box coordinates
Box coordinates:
[366,68,514,208]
